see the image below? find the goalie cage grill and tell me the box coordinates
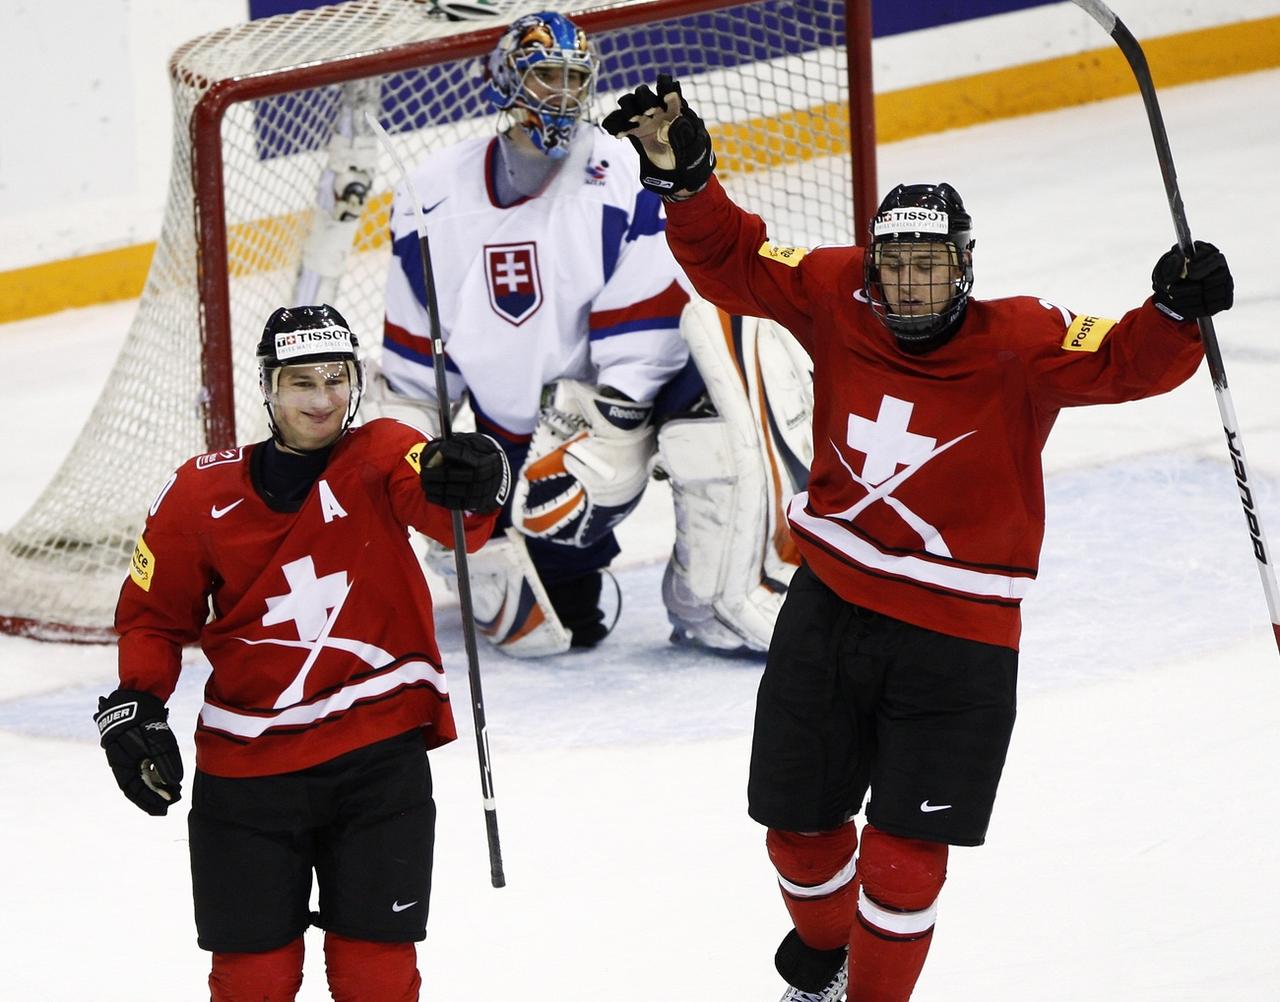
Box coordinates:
[0,0,875,642]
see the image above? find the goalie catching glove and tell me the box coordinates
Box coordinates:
[602,74,716,198]
[94,688,184,817]
[513,380,656,548]
[420,432,511,513]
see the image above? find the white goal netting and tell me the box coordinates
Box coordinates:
[0,0,869,641]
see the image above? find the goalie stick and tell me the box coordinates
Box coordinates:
[1071,0,1280,655]
[366,113,507,887]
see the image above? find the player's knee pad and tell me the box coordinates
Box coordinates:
[324,933,421,1002]
[767,825,859,892]
[658,298,813,652]
[767,824,859,952]
[460,528,571,658]
[856,825,948,935]
[512,379,656,547]
[209,938,304,1002]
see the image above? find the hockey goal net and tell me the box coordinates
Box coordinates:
[0,0,875,641]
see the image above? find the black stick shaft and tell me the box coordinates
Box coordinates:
[1071,0,1280,654]
[366,114,507,885]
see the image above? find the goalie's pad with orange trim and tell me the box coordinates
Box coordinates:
[427,527,571,658]
[511,380,656,548]
[659,297,812,652]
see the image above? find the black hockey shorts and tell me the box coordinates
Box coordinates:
[747,563,1018,846]
[188,730,436,953]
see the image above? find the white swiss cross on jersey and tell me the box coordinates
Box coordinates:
[831,394,975,557]
[485,242,542,325]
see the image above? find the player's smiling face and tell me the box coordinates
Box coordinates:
[271,362,351,452]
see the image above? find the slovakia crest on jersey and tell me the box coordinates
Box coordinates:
[485,241,543,326]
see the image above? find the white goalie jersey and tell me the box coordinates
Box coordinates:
[382,129,691,435]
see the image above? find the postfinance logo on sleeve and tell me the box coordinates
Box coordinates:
[405,442,426,474]
[758,242,809,267]
[1061,314,1117,352]
[130,534,156,592]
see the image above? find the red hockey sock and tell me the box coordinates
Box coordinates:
[848,826,948,1002]
[766,822,859,951]
[324,933,422,1002]
[209,937,304,1002]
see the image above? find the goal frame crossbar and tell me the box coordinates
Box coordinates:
[188,0,876,449]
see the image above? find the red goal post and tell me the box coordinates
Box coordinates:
[0,0,875,641]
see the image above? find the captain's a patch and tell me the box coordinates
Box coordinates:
[1061,314,1117,352]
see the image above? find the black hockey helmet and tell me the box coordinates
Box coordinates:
[256,304,364,447]
[864,182,975,345]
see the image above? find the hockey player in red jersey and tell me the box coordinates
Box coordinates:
[605,78,1235,1001]
[93,304,509,1001]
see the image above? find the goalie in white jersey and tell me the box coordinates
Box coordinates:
[378,11,814,657]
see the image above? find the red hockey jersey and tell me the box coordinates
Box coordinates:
[114,418,498,777]
[666,177,1204,649]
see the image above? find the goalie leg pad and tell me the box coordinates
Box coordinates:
[513,380,656,548]
[658,297,814,652]
[462,529,571,658]
[659,415,781,652]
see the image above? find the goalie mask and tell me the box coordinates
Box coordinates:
[484,11,597,159]
[864,182,974,346]
[257,304,364,452]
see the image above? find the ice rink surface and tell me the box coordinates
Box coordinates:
[1,68,1279,1000]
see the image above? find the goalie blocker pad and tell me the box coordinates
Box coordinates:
[512,380,657,549]
[659,297,813,652]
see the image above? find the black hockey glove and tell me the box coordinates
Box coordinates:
[421,432,511,513]
[94,688,184,817]
[1151,240,1234,320]
[602,74,716,198]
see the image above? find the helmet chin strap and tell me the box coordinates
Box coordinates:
[892,305,967,355]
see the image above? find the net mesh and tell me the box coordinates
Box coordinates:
[0,0,861,641]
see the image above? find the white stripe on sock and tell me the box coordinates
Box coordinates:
[857,886,937,936]
[776,852,857,899]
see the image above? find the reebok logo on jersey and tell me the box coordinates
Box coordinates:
[210,498,245,519]
[129,534,155,592]
[1061,314,1117,352]
[758,241,808,267]
[919,800,952,813]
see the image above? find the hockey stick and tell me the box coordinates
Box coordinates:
[1071,0,1280,655]
[366,113,507,887]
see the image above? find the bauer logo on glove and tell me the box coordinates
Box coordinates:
[513,380,656,547]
